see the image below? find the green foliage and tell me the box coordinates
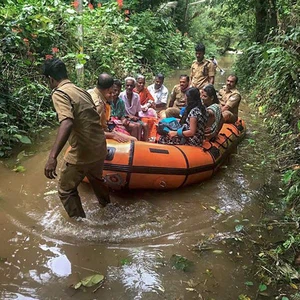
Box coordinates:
[0,0,79,156]
[234,2,300,293]
[235,16,299,206]
[259,283,267,292]
[181,1,251,54]
[170,254,193,272]
[0,0,194,156]
[73,273,104,290]
[82,2,193,86]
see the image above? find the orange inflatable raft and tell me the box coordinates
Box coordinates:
[102,119,246,190]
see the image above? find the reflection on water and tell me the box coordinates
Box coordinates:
[0,53,281,300]
[109,249,163,300]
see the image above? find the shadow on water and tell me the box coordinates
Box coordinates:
[0,53,281,300]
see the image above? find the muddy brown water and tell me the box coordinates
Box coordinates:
[0,54,281,300]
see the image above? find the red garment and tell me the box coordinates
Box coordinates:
[110,117,130,136]
[133,87,154,105]
[117,0,123,8]
[140,117,158,141]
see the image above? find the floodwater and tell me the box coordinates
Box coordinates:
[0,54,281,300]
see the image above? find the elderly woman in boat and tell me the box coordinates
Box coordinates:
[158,87,208,146]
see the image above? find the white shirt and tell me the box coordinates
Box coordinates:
[147,84,169,105]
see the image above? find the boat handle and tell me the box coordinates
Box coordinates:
[105,147,116,161]
[227,128,239,137]
[215,133,231,149]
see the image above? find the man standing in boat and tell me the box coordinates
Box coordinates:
[190,43,215,90]
[218,74,241,123]
[43,58,109,219]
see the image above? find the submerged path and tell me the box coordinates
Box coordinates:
[0,54,280,299]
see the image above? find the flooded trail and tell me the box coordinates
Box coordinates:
[0,54,280,300]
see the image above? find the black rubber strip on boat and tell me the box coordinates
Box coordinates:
[234,120,244,132]
[104,162,214,175]
[174,145,190,188]
[227,128,239,137]
[125,140,135,189]
[207,146,220,161]
[149,148,169,154]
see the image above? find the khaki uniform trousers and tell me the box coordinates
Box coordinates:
[58,159,109,218]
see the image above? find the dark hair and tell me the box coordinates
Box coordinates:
[180,87,206,125]
[97,73,114,89]
[155,73,164,81]
[113,79,122,88]
[202,84,219,104]
[195,43,205,53]
[42,58,68,81]
[180,74,190,82]
[228,74,238,84]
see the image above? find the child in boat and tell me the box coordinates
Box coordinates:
[158,87,208,146]
[200,84,224,140]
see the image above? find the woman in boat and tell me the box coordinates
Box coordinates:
[200,84,223,140]
[158,87,208,146]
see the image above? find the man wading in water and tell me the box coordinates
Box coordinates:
[43,58,109,219]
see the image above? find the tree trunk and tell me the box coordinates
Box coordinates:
[255,0,278,42]
[255,0,268,42]
[268,0,278,30]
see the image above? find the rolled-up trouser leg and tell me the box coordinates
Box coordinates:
[58,161,86,218]
[86,159,110,207]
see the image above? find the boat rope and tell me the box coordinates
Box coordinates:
[234,119,244,132]
[215,133,231,149]
[227,128,239,137]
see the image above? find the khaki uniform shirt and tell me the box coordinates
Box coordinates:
[87,87,110,131]
[190,59,215,90]
[169,84,186,109]
[218,86,241,117]
[52,80,107,165]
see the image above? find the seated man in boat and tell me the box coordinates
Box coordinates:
[158,87,208,147]
[200,84,224,140]
[133,74,157,118]
[164,74,189,119]
[147,73,169,118]
[110,79,137,141]
[119,77,149,141]
[87,73,132,142]
[218,74,241,123]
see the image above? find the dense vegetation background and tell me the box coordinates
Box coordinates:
[0,0,299,296]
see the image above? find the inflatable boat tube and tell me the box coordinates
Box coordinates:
[102,119,246,190]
